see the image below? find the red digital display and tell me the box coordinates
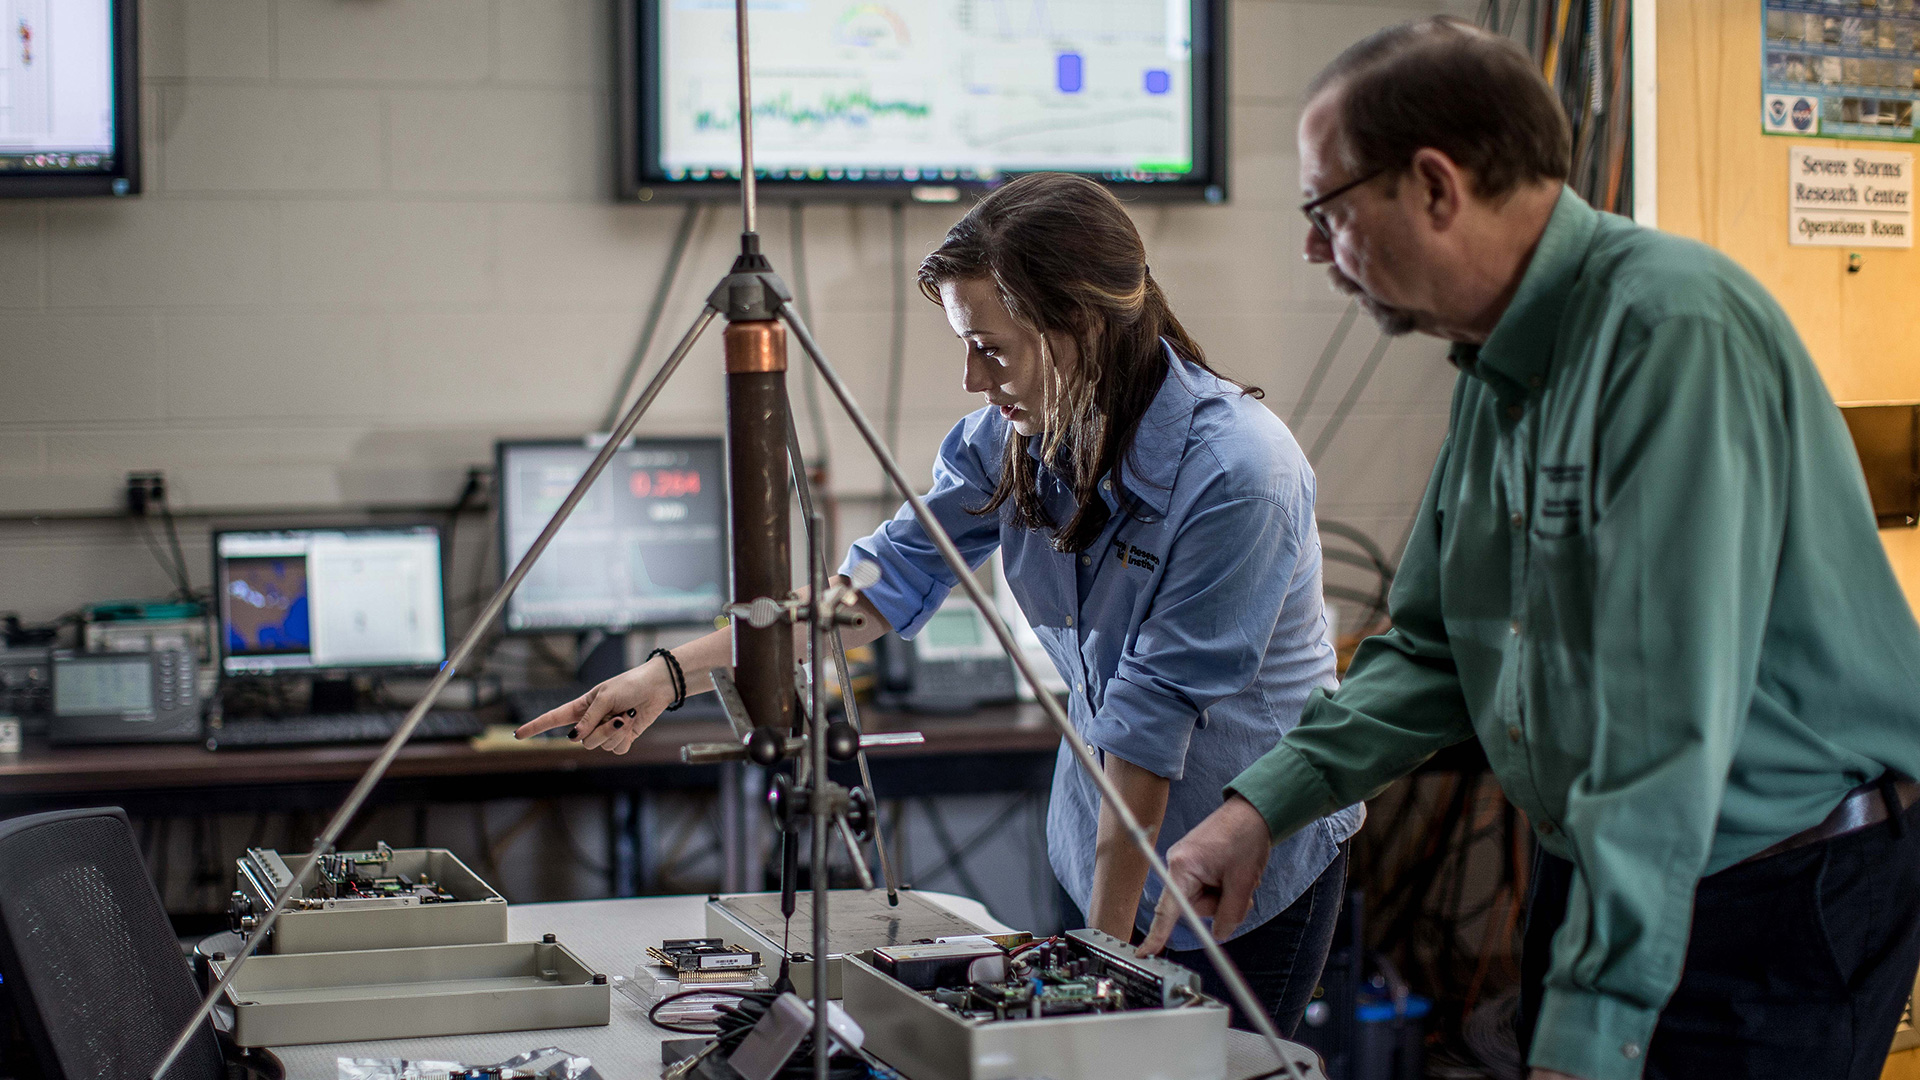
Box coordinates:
[629,469,703,499]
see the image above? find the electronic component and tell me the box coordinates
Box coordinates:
[647,938,763,983]
[873,597,1018,713]
[229,844,507,954]
[704,889,994,998]
[48,648,201,744]
[0,647,52,735]
[871,941,1006,992]
[83,609,217,699]
[914,931,1197,1021]
[842,927,1234,1080]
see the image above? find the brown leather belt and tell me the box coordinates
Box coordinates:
[1738,775,1920,866]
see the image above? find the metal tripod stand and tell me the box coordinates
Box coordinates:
[150,0,1315,1075]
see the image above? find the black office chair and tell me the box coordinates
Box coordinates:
[0,807,252,1080]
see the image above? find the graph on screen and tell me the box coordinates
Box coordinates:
[655,0,1195,181]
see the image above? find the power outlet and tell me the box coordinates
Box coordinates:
[126,471,166,516]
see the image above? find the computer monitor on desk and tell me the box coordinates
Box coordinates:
[213,526,449,681]
[495,437,726,683]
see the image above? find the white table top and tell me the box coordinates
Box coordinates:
[266,892,1323,1080]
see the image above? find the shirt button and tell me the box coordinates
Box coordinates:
[1075,682,1085,692]
[1065,615,1074,627]
[1101,479,1111,491]
[1510,620,1521,635]
[1081,555,1091,566]
[1510,512,1523,529]
[1622,1043,1642,1060]
[1506,404,1523,420]
[1507,725,1521,743]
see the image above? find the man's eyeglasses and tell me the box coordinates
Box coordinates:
[1300,168,1386,243]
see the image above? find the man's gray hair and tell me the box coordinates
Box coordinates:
[1308,16,1572,198]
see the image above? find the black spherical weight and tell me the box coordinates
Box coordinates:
[825,720,859,761]
[747,727,782,766]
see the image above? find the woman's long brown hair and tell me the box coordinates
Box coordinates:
[918,173,1259,553]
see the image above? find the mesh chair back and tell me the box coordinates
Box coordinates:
[0,807,224,1080]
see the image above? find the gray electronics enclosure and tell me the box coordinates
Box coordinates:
[705,890,992,999]
[841,952,1229,1080]
[211,940,610,1047]
[232,846,507,954]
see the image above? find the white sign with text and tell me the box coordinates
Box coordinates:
[1789,145,1913,248]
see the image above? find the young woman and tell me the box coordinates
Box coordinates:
[517,173,1362,1033]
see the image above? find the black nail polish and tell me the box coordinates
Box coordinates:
[626,708,637,717]
[612,718,625,729]
[568,726,580,740]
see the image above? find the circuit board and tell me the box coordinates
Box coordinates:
[311,844,457,906]
[915,932,1198,1022]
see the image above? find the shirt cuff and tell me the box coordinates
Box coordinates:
[841,533,949,639]
[1087,676,1200,781]
[1224,741,1343,843]
[1528,987,1661,1080]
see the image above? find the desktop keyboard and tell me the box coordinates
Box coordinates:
[206,710,484,750]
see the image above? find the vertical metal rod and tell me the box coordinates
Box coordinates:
[781,306,1310,1080]
[721,762,743,893]
[785,414,900,902]
[808,522,831,1077]
[734,0,756,236]
[149,306,721,1080]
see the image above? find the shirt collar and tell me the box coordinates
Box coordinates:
[1024,341,1198,517]
[1449,186,1599,397]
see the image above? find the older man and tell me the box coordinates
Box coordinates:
[1140,16,1920,1080]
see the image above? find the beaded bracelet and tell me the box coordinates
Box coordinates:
[648,647,687,712]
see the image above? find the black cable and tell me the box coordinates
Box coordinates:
[1307,330,1392,465]
[647,987,753,1035]
[882,202,908,490]
[602,202,702,432]
[1289,300,1359,432]
[136,516,190,596]
[789,202,832,472]
[155,497,195,601]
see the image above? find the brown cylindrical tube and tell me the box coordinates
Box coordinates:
[726,366,793,739]
[724,319,787,374]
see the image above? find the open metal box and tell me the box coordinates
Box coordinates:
[840,949,1229,1080]
[210,939,610,1047]
[231,845,508,954]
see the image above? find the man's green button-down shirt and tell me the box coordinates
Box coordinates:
[1230,188,1920,1080]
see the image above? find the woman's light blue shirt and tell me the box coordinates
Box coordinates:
[843,352,1365,950]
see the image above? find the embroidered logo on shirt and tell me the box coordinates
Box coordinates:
[1536,464,1586,535]
[1112,539,1161,572]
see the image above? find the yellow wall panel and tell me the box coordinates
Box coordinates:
[1657,0,1920,609]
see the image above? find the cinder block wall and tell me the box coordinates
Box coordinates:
[0,0,1468,632]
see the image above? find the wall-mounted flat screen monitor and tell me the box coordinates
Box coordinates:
[0,0,140,197]
[617,0,1227,202]
[496,437,728,634]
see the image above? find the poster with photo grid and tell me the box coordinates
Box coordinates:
[1764,1,1920,142]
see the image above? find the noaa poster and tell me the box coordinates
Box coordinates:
[1764,2,1920,142]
